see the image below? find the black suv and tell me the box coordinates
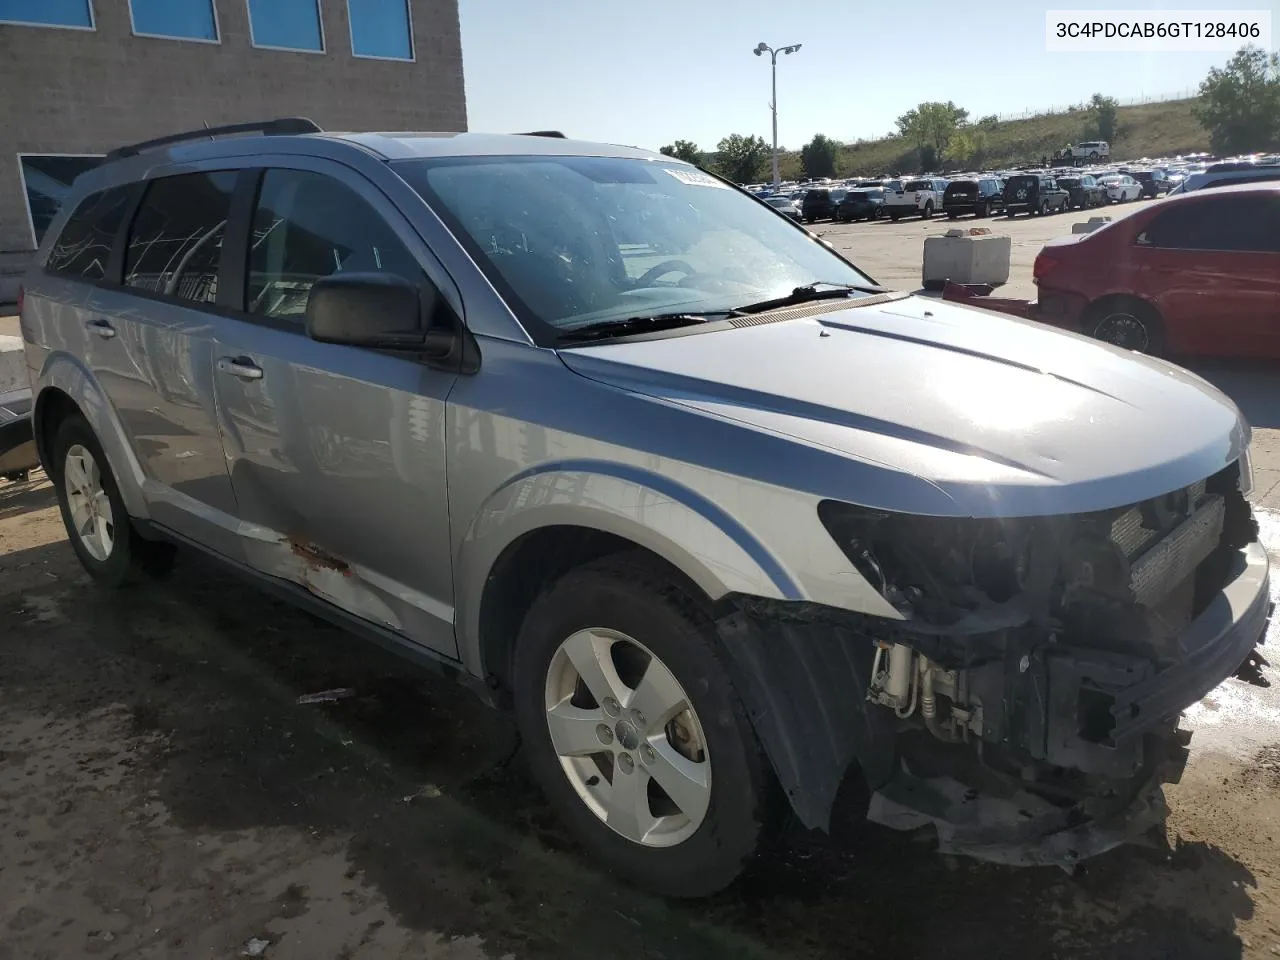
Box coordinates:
[801,187,839,223]
[942,177,1004,218]
[836,188,887,221]
[1130,169,1172,198]
[1004,174,1070,217]
[1057,174,1107,209]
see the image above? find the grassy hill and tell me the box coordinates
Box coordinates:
[777,97,1209,178]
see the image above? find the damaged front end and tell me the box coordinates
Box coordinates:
[717,460,1270,868]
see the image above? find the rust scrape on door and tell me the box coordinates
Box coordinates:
[288,538,352,577]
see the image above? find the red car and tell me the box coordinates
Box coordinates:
[1031,182,1280,356]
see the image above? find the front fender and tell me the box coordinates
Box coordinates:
[453,460,804,675]
[35,350,150,518]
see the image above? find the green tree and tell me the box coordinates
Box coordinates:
[714,133,770,184]
[945,129,989,166]
[1088,93,1119,142]
[896,101,968,155]
[1195,46,1280,154]
[800,134,839,178]
[659,139,703,165]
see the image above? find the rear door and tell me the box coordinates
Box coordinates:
[209,158,461,657]
[79,169,243,553]
[1136,195,1280,356]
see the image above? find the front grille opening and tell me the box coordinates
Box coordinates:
[1078,687,1118,744]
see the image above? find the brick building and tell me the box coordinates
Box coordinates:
[0,0,467,301]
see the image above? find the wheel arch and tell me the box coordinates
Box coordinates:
[1083,293,1167,351]
[454,461,804,691]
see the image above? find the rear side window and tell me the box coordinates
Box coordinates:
[125,172,237,305]
[1142,197,1280,252]
[246,168,423,322]
[45,187,133,281]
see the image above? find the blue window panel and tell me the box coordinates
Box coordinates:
[130,0,217,41]
[247,0,323,51]
[348,0,412,60]
[0,0,93,28]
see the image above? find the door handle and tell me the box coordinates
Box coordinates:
[217,356,264,381]
[86,319,116,340]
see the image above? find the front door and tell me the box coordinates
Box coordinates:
[82,170,243,552]
[210,162,460,657]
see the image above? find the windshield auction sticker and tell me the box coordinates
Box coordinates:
[665,168,730,189]
[1045,9,1271,50]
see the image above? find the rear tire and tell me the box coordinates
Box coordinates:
[975,203,988,218]
[1038,200,1049,216]
[51,414,176,587]
[512,553,771,898]
[922,201,934,219]
[1086,297,1165,356]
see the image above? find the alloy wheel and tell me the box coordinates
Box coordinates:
[543,628,711,848]
[1094,312,1150,351]
[63,444,114,562]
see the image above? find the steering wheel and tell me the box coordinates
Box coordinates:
[635,259,697,287]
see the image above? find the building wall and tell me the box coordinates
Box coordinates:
[0,0,467,256]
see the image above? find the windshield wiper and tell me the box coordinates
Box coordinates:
[734,280,887,315]
[555,311,733,344]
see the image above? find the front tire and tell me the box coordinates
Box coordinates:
[512,553,770,897]
[51,415,176,586]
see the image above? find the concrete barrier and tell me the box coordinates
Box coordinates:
[1071,216,1113,235]
[922,228,1011,290]
[0,335,27,394]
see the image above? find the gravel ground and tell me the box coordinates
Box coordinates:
[4,207,1280,959]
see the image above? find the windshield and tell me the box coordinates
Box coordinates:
[397,156,874,341]
[765,197,792,207]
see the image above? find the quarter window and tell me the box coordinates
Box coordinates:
[347,0,412,59]
[125,172,237,305]
[0,0,93,28]
[247,169,422,321]
[246,0,323,51]
[128,0,217,41]
[1142,197,1280,253]
[18,155,104,245]
[45,187,133,281]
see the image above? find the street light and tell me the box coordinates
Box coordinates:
[753,41,802,188]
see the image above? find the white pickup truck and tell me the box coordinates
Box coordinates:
[884,177,949,220]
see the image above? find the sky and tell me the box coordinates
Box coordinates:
[457,0,1278,152]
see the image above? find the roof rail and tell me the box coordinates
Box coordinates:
[104,117,323,162]
[516,130,566,138]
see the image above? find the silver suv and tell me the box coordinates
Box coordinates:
[20,120,1269,897]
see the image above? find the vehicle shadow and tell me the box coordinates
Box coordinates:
[1183,359,1280,430]
[0,546,1259,959]
[0,471,53,522]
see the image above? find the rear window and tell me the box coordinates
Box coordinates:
[945,181,978,192]
[1058,178,1081,187]
[1006,175,1036,188]
[124,172,237,306]
[904,179,931,191]
[45,186,133,281]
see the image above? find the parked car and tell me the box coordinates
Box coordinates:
[1070,141,1111,161]
[764,195,803,220]
[835,188,887,221]
[800,187,838,222]
[885,177,948,220]
[1003,174,1070,216]
[1169,162,1280,195]
[1057,174,1107,210]
[942,177,1004,218]
[1033,182,1280,357]
[1099,174,1143,202]
[1130,169,1172,198]
[20,121,1270,899]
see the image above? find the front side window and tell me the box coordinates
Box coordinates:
[125,172,236,304]
[398,155,876,344]
[19,155,104,244]
[247,168,423,321]
[247,0,322,51]
[1,0,92,28]
[129,0,217,41]
[45,186,133,280]
[347,0,411,59]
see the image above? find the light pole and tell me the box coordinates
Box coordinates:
[754,41,801,188]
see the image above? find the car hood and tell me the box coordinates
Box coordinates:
[557,296,1248,517]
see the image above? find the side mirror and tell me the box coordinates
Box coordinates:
[306,272,453,358]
